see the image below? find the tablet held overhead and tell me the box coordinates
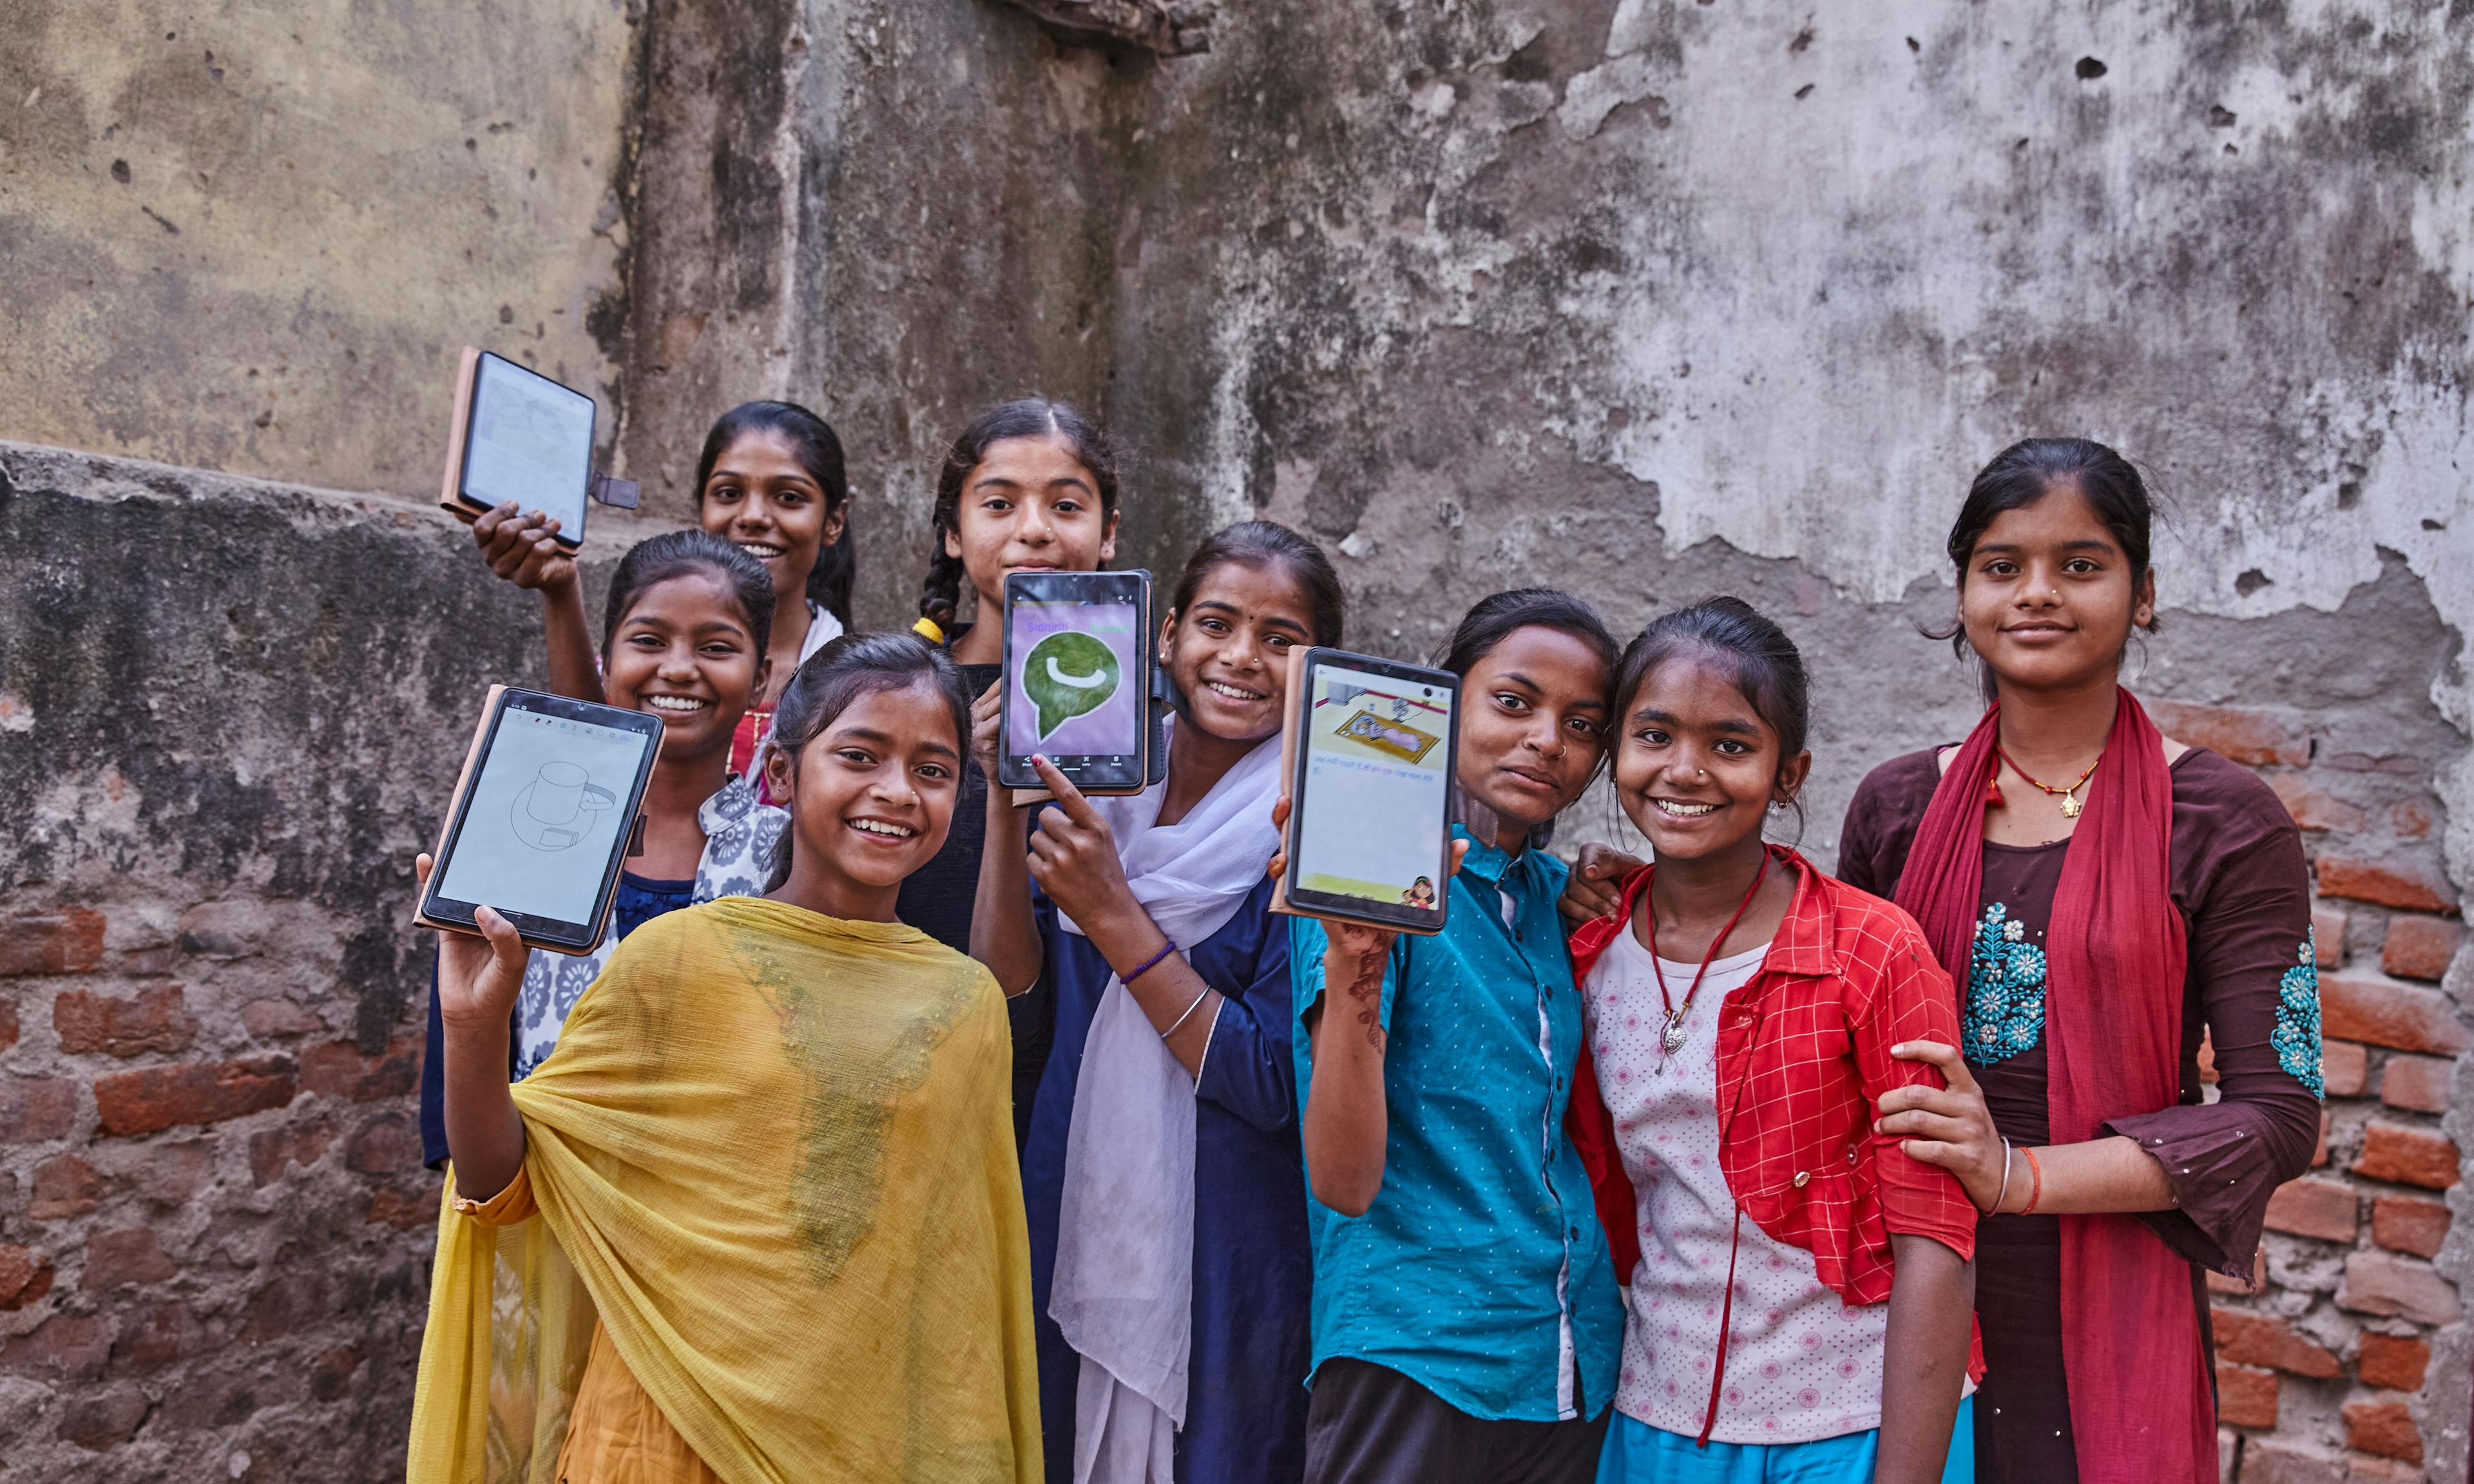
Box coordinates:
[436,347,638,548]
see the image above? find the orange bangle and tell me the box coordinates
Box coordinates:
[2019,1145,2044,1216]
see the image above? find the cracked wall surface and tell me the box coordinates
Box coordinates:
[3,0,2472,1478]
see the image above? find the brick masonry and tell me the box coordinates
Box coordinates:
[2210,689,2473,1483]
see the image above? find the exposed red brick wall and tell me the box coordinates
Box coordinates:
[0,897,440,1476]
[2187,701,2469,1484]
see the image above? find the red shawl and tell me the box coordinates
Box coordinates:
[1895,691,2209,1484]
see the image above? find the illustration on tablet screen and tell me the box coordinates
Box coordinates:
[1008,600,1142,756]
[1294,665,1453,904]
[511,761,617,850]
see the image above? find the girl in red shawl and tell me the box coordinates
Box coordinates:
[1840,439,2323,1484]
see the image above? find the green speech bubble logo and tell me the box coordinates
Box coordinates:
[1023,631,1122,738]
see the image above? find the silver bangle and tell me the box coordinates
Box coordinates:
[1988,1136,2014,1217]
[1160,987,1211,1040]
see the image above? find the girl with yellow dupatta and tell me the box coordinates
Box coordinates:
[407,632,1042,1484]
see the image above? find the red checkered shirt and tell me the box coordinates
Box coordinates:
[1567,848,1978,1304]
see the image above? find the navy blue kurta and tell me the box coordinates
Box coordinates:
[1023,873,1313,1484]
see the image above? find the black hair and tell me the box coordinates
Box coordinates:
[1938,437,2158,697]
[1437,588,1620,850]
[919,399,1122,632]
[599,529,775,659]
[693,401,855,627]
[1167,520,1346,646]
[762,632,973,889]
[1613,597,1812,820]
[1437,587,1620,681]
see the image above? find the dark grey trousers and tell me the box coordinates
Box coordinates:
[1301,1358,1611,1484]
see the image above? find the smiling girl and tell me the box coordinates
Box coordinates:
[416,529,787,1166]
[1561,598,1976,1484]
[906,400,1125,1151]
[1289,589,1626,1484]
[408,632,1039,1483]
[972,520,1341,1484]
[470,400,855,795]
[1837,439,2319,1484]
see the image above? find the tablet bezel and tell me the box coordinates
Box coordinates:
[997,569,1153,794]
[415,685,664,955]
[437,348,596,552]
[1275,647,1459,936]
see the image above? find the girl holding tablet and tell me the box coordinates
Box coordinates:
[416,530,785,1166]
[468,400,854,796]
[972,520,1341,1484]
[1290,589,1625,1484]
[410,632,1038,1483]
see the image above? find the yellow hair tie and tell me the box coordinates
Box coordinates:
[912,616,946,645]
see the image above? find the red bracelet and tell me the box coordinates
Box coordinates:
[2019,1145,2044,1216]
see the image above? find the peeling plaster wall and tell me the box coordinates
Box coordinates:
[0,0,640,495]
[611,0,1143,625]
[5,0,2474,1477]
[1094,3,2474,1476]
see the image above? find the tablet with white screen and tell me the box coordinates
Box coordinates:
[1271,647,1459,935]
[416,686,664,954]
[437,348,598,549]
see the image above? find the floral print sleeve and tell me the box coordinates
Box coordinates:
[2107,752,2323,1277]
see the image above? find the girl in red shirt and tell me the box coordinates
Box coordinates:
[1563,597,1978,1483]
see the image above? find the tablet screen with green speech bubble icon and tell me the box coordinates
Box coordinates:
[999,571,1150,793]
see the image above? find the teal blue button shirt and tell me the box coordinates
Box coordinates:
[1290,826,1622,1422]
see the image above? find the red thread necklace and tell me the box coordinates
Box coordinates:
[1644,849,1771,1061]
[1994,744,2102,819]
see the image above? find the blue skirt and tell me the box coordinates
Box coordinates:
[1597,1397,1975,1483]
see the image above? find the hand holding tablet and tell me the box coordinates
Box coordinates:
[1269,648,1462,936]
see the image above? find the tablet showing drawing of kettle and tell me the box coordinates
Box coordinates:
[512,761,617,850]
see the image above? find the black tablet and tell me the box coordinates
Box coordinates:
[999,570,1153,794]
[437,348,597,551]
[1273,648,1459,935]
[416,686,664,955]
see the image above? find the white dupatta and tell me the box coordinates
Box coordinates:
[1049,727,1283,1484]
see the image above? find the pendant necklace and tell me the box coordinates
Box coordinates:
[1994,745,2102,819]
[1645,850,1771,1062]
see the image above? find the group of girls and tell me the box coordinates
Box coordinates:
[403,405,2323,1484]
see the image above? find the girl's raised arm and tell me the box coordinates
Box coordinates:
[416,853,529,1200]
[471,503,604,703]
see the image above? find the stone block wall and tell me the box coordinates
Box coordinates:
[0,443,617,1480]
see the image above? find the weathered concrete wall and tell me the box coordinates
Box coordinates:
[4,0,2472,1478]
[0,442,645,1479]
[0,0,639,495]
[1085,4,2474,1477]
[610,0,1147,622]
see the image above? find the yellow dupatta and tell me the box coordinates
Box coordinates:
[406,896,1042,1484]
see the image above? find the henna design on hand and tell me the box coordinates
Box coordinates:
[1345,947,1386,1054]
